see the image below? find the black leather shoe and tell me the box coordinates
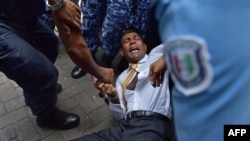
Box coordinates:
[98,92,109,105]
[36,108,80,130]
[71,66,86,79]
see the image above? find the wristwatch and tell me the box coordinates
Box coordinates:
[49,0,67,11]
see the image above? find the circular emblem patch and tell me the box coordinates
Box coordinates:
[164,36,213,96]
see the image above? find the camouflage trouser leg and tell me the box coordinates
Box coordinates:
[81,0,106,54]
[102,0,132,57]
[132,0,160,52]
[132,0,151,38]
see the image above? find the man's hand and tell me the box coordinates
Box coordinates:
[92,77,116,96]
[95,67,114,84]
[51,0,82,34]
[149,57,167,87]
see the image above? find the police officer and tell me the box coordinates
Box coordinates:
[150,0,250,141]
[0,0,113,130]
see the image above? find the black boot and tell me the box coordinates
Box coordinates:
[100,54,114,68]
[71,66,86,79]
[71,53,96,79]
[36,108,80,130]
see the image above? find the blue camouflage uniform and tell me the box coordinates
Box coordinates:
[132,0,151,38]
[101,0,133,57]
[81,0,151,57]
[155,0,250,141]
[80,0,107,54]
[0,0,59,116]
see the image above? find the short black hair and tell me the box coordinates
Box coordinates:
[121,27,142,39]
[120,27,144,47]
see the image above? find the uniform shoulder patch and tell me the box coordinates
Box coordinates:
[164,35,213,96]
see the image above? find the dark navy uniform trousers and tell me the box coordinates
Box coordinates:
[0,13,59,117]
[71,118,171,141]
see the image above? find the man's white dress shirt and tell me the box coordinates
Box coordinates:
[109,44,172,120]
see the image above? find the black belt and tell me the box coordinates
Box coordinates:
[125,110,169,123]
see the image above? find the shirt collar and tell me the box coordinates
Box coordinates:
[128,55,148,72]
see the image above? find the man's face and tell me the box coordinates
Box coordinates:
[120,32,147,64]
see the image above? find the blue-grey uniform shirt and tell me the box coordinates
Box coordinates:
[155,0,250,141]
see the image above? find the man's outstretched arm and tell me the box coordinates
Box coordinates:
[59,29,114,83]
[49,0,114,83]
[149,57,166,87]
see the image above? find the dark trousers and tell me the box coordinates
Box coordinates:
[72,118,171,141]
[0,14,59,116]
